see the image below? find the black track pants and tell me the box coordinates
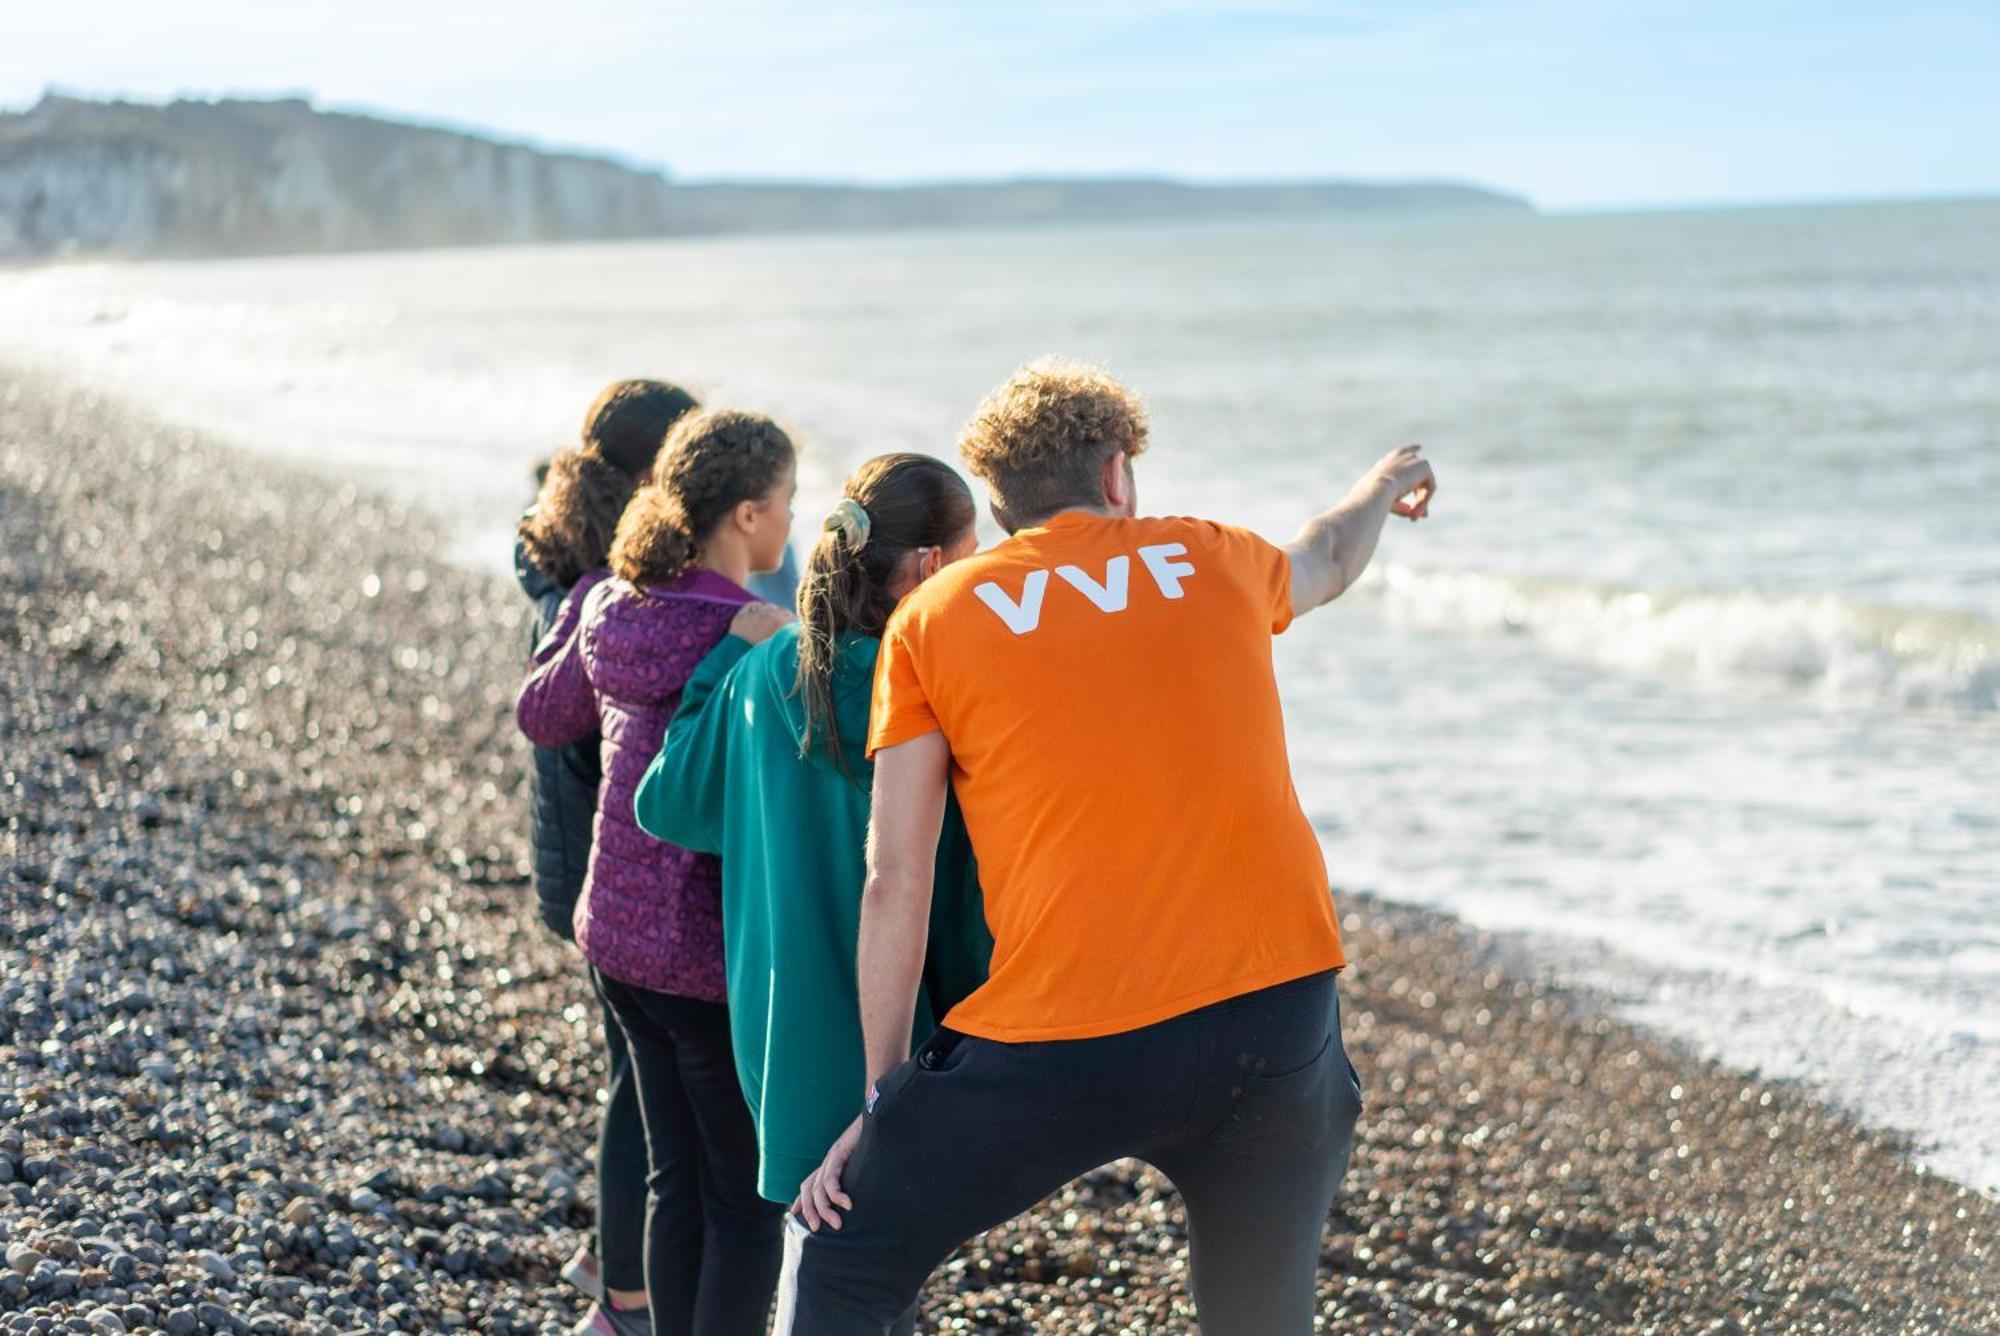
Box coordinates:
[780,971,1361,1336]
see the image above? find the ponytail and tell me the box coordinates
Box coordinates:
[796,454,974,778]
[609,409,796,586]
[518,447,636,586]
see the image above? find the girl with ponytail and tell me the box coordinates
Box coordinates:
[635,454,992,1285]
[518,408,797,1335]
[793,458,972,778]
[513,378,696,1320]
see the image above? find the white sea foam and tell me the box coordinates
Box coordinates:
[1365,564,2000,713]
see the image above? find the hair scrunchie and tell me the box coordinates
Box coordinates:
[825,496,872,551]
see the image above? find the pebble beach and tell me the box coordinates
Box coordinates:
[3,369,1996,1334]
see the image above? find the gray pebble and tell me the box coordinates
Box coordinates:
[6,375,1992,1336]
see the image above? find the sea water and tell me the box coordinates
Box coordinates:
[3,198,1995,1189]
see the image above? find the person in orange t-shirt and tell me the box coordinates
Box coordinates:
[780,359,1437,1336]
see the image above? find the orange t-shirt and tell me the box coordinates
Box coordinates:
[869,511,1344,1043]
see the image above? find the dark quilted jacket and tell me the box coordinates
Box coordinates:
[514,536,608,940]
[516,569,754,999]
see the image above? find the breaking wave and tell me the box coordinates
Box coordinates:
[1365,565,2000,714]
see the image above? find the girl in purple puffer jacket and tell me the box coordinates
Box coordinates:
[519,408,797,1336]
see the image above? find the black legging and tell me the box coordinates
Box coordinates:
[590,976,649,1294]
[595,970,786,1335]
[782,971,1361,1336]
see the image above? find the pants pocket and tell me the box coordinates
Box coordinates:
[1211,1028,1337,1159]
[865,1056,921,1119]
[865,1029,972,1123]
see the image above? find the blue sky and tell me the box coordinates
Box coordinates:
[6,1,1996,209]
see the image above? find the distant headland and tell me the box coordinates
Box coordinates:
[0,93,1534,261]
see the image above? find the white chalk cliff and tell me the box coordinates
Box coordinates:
[1,94,1532,260]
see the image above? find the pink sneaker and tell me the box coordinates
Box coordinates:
[572,1302,653,1336]
[561,1245,606,1302]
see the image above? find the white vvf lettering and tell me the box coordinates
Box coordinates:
[974,569,1051,635]
[1055,556,1130,613]
[1137,543,1197,599]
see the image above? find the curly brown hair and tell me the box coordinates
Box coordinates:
[609,409,797,586]
[582,379,701,477]
[956,358,1149,530]
[517,447,637,587]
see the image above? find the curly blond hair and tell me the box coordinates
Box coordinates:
[956,359,1149,529]
[609,409,796,586]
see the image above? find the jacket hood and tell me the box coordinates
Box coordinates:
[753,625,879,782]
[583,571,755,706]
[514,528,561,603]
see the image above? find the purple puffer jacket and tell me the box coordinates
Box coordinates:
[516,568,754,1000]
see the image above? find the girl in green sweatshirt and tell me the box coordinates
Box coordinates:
[634,452,992,1207]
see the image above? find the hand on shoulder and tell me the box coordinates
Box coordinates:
[731,601,795,646]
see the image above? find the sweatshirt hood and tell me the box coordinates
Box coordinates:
[754,625,879,781]
[583,570,755,705]
[514,528,561,603]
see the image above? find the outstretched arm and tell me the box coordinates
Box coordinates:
[796,728,952,1232]
[636,603,793,851]
[635,638,748,854]
[1283,444,1437,614]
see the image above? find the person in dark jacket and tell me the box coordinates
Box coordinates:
[519,449,640,933]
[516,378,698,1326]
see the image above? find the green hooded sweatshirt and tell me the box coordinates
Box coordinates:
[633,624,991,1202]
